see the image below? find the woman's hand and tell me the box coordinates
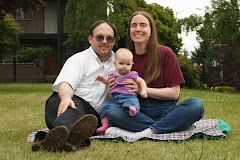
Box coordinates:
[124,78,140,94]
[108,75,116,90]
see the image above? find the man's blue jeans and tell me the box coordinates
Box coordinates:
[107,97,204,134]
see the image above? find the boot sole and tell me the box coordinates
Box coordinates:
[63,114,98,151]
[32,126,69,152]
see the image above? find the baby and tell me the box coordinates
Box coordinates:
[95,48,147,133]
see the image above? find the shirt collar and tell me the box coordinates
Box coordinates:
[89,46,114,64]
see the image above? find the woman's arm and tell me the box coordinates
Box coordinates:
[146,85,180,100]
[125,79,180,100]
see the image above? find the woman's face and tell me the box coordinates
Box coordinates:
[130,14,151,46]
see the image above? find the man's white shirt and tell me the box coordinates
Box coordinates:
[53,46,115,113]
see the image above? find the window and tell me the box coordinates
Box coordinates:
[16,9,33,20]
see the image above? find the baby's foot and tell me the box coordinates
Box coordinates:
[96,122,110,133]
[129,107,137,116]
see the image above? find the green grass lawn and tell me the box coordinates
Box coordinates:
[0,83,239,160]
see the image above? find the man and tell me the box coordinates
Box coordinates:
[32,20,117,152]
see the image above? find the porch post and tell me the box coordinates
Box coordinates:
[57,0,63,73]
[13,49,16,82]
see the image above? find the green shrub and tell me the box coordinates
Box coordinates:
[216,86,235,93]
[177,55,203,89]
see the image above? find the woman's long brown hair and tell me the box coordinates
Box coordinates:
[126,11,161,85]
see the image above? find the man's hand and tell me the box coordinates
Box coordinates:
[57,97,76,117]
[57,82,76,117]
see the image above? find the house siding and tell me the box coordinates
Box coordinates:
[0,0,65,83]
[0,64,44,82]
[17,9,44,33]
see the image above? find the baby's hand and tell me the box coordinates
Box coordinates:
[140,91,147,98]
[95,75,103,82]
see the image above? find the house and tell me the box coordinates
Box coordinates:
[0,0,74,82]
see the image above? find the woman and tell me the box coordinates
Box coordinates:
[105,11,204,141]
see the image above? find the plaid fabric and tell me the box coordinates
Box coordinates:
[91,119,225,142]
[27,128,49,143]
[27,119,225,143]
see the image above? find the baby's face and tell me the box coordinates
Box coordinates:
[114,53,133,75]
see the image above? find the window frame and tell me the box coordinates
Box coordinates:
[16,8,33,21]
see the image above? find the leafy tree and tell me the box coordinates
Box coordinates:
[107,0,134,48]
[178,0,240,91]
[0,14,22,61]
[64,0,108,49]
[0,0,47,19]
[65,0,182,54]
[145,3,181,54]
[189,13,214,86]
[15,46,54,82]
[108,0,181,53]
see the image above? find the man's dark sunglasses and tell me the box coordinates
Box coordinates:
[93,35,115,43]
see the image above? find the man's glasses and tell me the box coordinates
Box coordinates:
[93,35,115,43]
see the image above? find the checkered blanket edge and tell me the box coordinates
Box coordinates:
[27,119,225,143]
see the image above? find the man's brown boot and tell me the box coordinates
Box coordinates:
[62,114,98,152]
[32,126,69,152]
